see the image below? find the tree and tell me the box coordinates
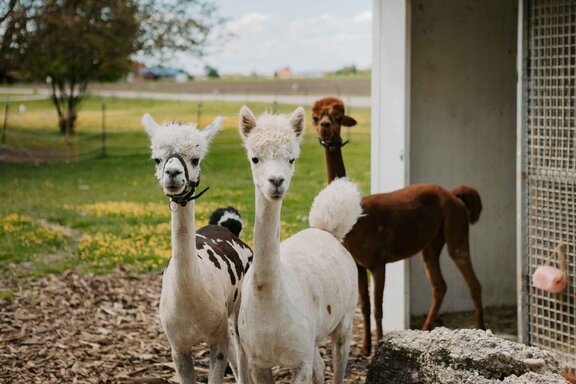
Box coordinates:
[25,0,139,133]
[137,0,224,62]
[204,65,220,79]
[0,0,40,83]
[334,64,358,76]
[24,0,223,134]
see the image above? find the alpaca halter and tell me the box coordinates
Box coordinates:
[164,153,209,208]
[318,136,349,151]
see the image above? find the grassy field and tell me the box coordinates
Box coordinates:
[0,97,370,277]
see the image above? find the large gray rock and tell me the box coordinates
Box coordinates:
[365,328,566,384]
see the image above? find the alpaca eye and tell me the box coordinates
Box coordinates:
[191,158,200,166]
[251,157,259,164]
[289,158,295,164]
[312,116,319,124]
[154,158,161,165]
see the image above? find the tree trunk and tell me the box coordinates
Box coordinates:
[58,114,77,135]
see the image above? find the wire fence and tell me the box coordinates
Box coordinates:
[0,96,237,164]
[524,0,576,375]
[0,88,365,164]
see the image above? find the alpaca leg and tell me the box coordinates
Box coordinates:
[421,234,447,331]
[231,338,250,384]
[291,362,313,384]
[448,245,485,329]
[372,266,386,341]
[251,367,274,384]
[229,308,250,384]
[172,349,196,384]
[445,221,485,329]
[227,336,238,378]
[331,314,353,384]
[357,263,372,356]
[208,341,228,384]
[312,346,325,384]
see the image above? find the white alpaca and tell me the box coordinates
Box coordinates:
[142,114,253,384]
[237,106,362,383]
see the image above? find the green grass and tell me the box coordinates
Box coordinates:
[0,97,370,277]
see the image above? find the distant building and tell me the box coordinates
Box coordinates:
[274,67,293,79]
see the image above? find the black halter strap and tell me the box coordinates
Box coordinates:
[164,153,210,207]
[318,136,349,151]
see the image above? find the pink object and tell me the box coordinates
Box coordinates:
[532,241,568,293]
[532,266,568,293]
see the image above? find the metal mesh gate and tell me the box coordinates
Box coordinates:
[525,0,576,374]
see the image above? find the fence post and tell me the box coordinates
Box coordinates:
[346,96,352,142]
[65,112,70,163]
[196,102,203,126]
[1,96,9,156]
[101,97,106,158]
[74,115,78,161]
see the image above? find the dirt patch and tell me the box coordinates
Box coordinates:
[37,219,79,239]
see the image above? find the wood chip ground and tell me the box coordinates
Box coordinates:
[0,269,516,383]
[0,270,370,383]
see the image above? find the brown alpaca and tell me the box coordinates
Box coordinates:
[312,97,485,356]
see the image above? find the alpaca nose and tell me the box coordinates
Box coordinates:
[321,121,331,130]
[165,168,182,178]
[268,177,284,187]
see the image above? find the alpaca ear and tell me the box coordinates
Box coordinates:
[290,107,305,138]
[342,115,357,127]
[202,116,223,143]
[239,106,256,140]
[142,113,160,137]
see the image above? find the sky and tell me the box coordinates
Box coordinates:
[178,0,372,76]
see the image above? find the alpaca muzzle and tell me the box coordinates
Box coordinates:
[164,153,210,208]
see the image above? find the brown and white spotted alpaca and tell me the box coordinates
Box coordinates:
[312,97,485,356]
[142,114,253,384]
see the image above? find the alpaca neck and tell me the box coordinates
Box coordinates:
[170,202,198,290]
[324,146,346,183]
[252,191,282,295]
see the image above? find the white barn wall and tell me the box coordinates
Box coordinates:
[409,0,518,315]
[371,0,412,330]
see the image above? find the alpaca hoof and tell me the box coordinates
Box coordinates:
[422,323,435,331]
[362,344,371,356]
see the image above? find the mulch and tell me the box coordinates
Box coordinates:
[0,270,370,383]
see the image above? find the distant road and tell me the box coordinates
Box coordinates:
[103,89,372,108]
[0,77,371,108]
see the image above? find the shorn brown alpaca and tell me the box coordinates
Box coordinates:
[312,97,485,356]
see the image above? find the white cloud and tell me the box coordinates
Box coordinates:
[352,10,372,24]
[180,8,372,76]
[224,12,273,34]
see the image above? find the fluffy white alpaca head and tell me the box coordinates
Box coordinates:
[238,106,304,201]
[142,113,222,197]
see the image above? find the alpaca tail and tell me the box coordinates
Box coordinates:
[309,178,363,241]
[209,206,243,237]
[452,185,482,224]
